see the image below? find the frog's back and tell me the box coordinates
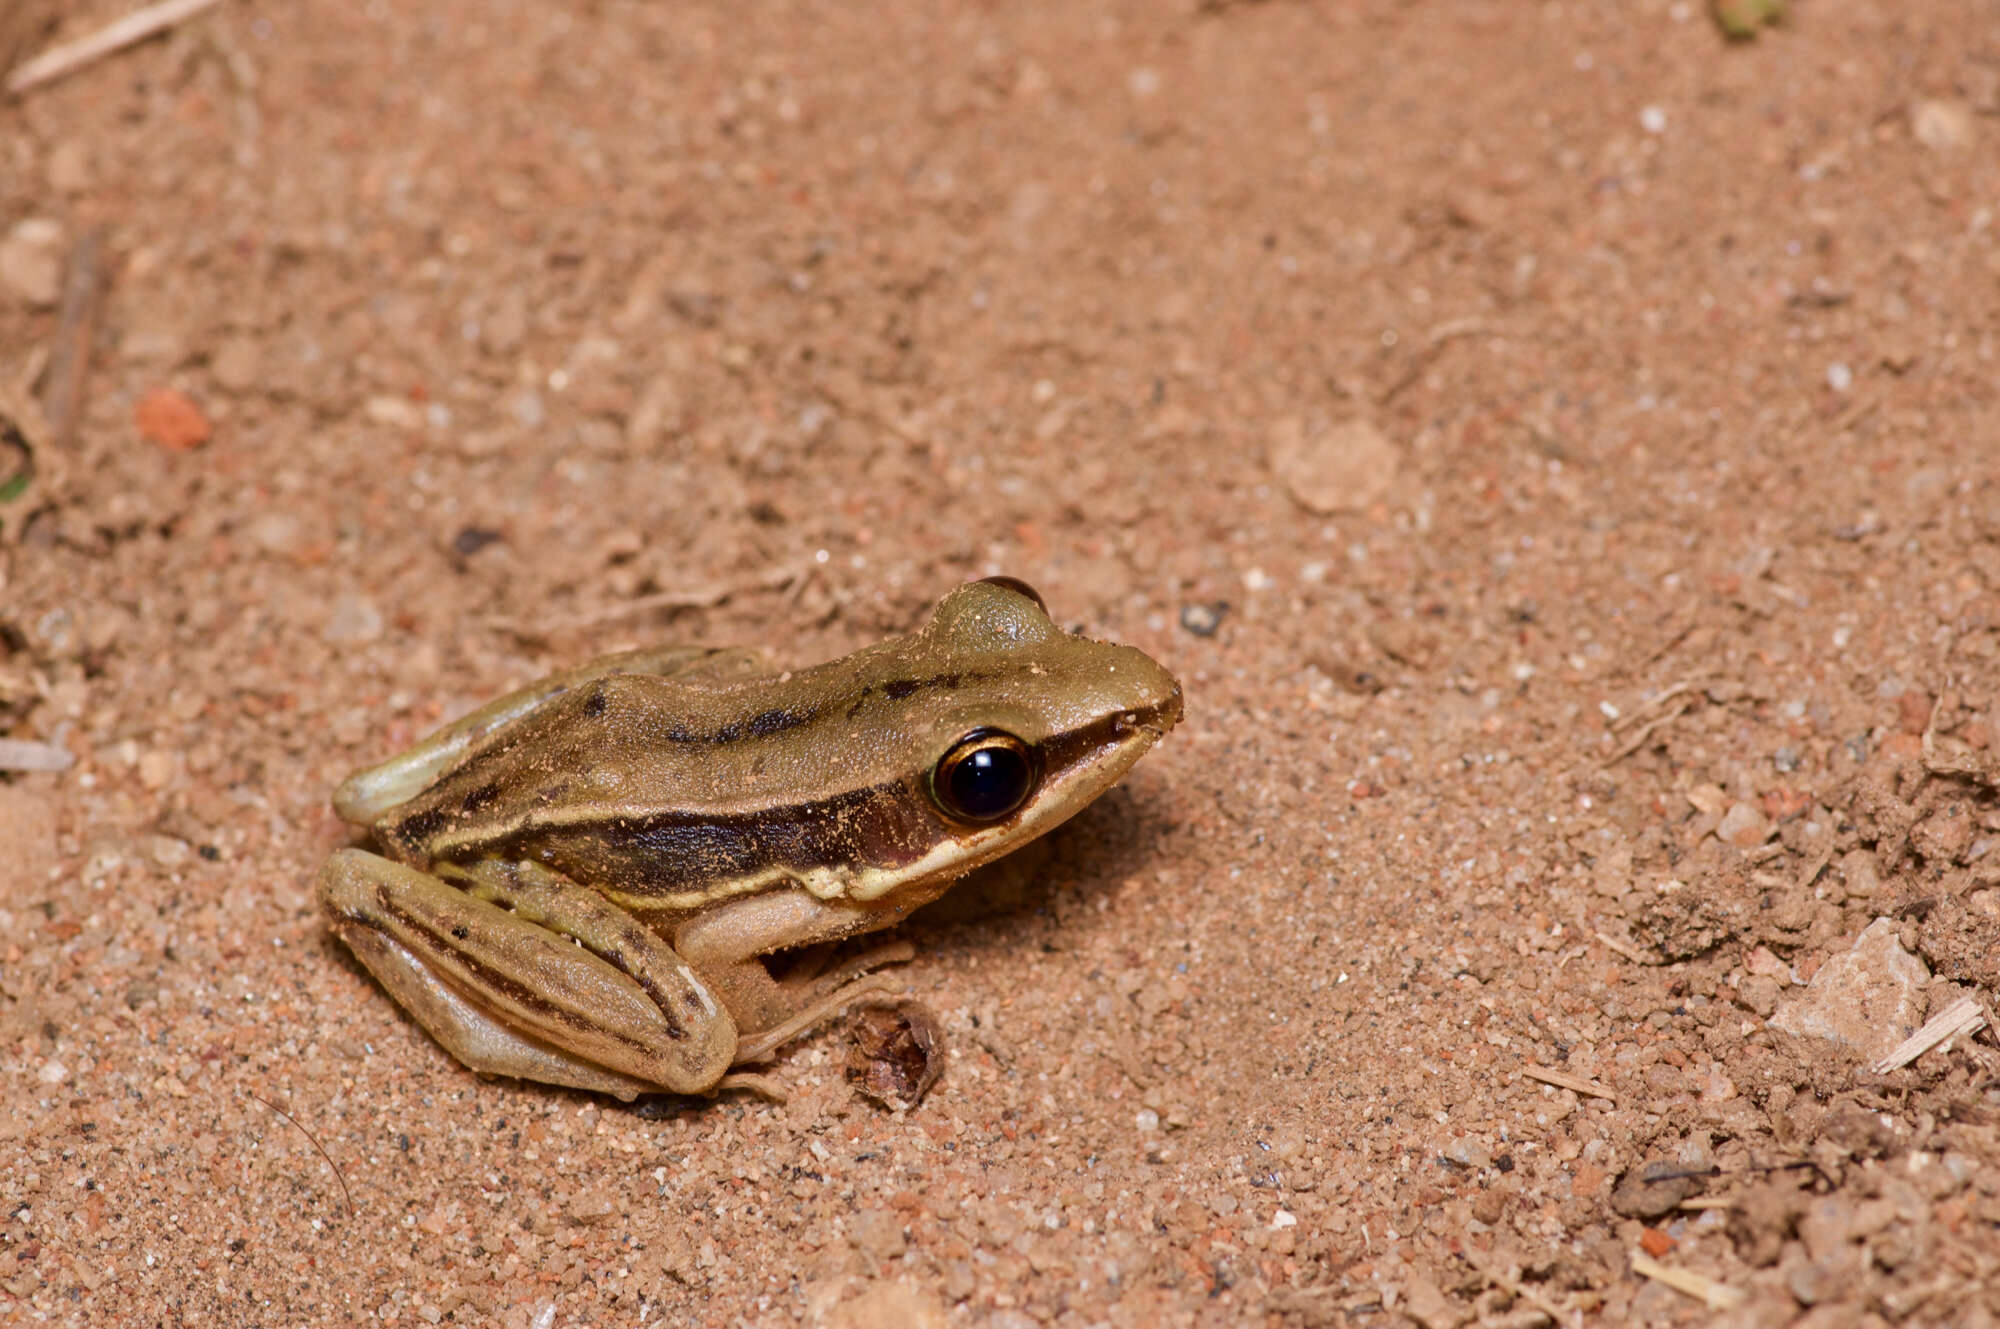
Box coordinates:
[373,658,954,901]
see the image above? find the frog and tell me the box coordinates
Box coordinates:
[317,577,1182,1100]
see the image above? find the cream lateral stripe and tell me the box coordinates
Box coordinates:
[601,821,1020,912]
[410,778,914,869]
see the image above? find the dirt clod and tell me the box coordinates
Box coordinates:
[1609,1160,1711,1220]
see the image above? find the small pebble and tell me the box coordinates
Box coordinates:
[210,337,263,394]
[1716,800,1772,847]
[1269,416,1400,515]
[0,218,64,307]
[134,388,212,451]
[1445,1138,1493,1168]
[323,593,385,645]
[1910,99,1974,151]
[1609,1159,1706,1218]
[250,512,305,557]
[45,141,93,194]
[482,288,529,354]
[1179,602,1227,637]
[365,396,423,429]
[566,1191,617,1226]
[847,1208,906,1260]
[1739,974,1782,1018]
[452,526,505,557]
[1770,919,1927,1059]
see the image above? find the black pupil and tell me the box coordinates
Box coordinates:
[946,743,1031,820]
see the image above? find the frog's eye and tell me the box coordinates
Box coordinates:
[931,730,1039,823]
[973,576,1048,615]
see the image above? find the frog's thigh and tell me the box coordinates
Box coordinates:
[318,849,733,1097]
[333,644,767,822]
[336,924,657,1100]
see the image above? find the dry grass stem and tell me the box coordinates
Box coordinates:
[7,0,226,95]
[1592,929,1653,965]
[1629,1251,1746,1310]
[0,737,74,771]
[502,565,804,636]
[1602,697,1693,767]
[1870,997,1987,1074]
[42,226,105,447]
[1523,1065,1616,1102]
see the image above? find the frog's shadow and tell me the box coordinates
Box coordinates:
[905,771,1180,941]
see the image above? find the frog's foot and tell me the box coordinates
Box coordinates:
[318,849,737,1098]
[716,1070,790,1101]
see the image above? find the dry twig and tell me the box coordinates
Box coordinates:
[1870,997,1988,1075]
[246,1091,353,1217]
[1523,1064,1616,1102]
[1601,696,1693,767]
[1377,317,1497,405]
[1629,1251,1745,1310]
[42,226,105,448]
[1608,680,1696,731]
[1592,929,1654,965]
[499,564,804,638]
[1457,1247,1575,1327]
[8,0,226,95]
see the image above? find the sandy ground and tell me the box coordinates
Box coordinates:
[4,1,2000,1325]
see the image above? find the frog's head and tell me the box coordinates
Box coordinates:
[828,576,1181,900]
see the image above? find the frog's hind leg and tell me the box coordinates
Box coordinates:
[334,921,658,1100]
[333,645,769,822]
[318,849,737,1098]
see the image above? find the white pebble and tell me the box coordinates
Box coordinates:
[323,594,385,646]
[1639,105,1667,135]
[1826,362,1853,392]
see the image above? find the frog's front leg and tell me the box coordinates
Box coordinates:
[674,888,943,1064]
[318,849,737,1098]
